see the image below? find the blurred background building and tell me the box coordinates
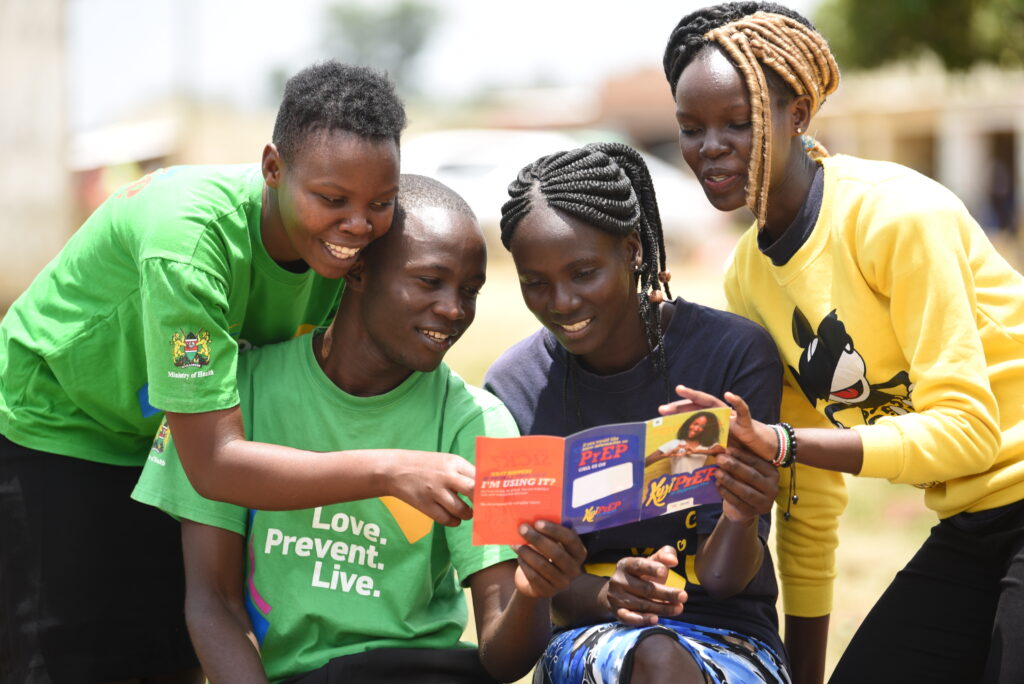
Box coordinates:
[4,0,1022,309]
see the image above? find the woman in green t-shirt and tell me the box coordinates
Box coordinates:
[0,62,475,683]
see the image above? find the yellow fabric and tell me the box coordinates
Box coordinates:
[724,154,1024,617]
[584,562,689,591]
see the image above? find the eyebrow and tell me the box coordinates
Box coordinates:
[316,181,399,196]
[676,101,750,118]
[516,256,599,277]
[408,262,485,279]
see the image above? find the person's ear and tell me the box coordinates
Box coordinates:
[262,143,282,189]
[626,231,643,271]
[345,258,368,293]
[789,94,813,138]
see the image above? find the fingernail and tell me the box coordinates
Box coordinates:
[518,524,529,536]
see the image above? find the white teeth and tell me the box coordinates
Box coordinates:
[561,319,591,332]
[323,241,359,259]
[708,175,728,182]
[423,330,451,342]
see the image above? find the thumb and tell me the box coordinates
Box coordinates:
[651,545,679,568]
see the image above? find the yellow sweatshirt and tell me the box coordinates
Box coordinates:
[724,154,1024,617]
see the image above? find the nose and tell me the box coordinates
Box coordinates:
[339,210,373,236]
[700,129,728,160]
[550,282,579,315]
[433,287,465,321]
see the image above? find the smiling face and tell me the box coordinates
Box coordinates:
[687,414,708,440]
[673,47,807,230]
[509,201,649,375]
[358,207,486,374]
[261,129,400,278]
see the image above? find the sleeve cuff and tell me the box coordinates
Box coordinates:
[851,421,904,480]
[781,579,834,618]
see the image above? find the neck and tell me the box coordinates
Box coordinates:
[760,150,817,242]
[314,308,412,397]
[260,185,295,263]
[577,298,662,376]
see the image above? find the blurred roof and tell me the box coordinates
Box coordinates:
[400,127,731,254]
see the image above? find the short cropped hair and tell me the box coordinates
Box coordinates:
[272,61,407,163]
[397,174,477,222]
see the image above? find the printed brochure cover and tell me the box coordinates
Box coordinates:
[472,407,730,545]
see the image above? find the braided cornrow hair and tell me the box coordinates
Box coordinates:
[500,142,674,413]
[663,2,840,227]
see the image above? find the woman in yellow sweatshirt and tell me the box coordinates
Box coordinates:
[662,3,1024,684]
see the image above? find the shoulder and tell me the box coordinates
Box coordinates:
[235,335,312,394]
[126,164,262,259]
[483,328,556,398]
[438,366,520,439]
[823,155,969,226]
[444,366,508,414]
[674,299,776,353]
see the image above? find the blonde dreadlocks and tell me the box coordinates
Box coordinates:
[664,2,840,227]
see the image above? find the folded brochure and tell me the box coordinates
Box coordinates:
[472,406,730,545]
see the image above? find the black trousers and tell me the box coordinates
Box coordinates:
[0,434,197,684]
[830,498,1024,684]
[282,647,500,684]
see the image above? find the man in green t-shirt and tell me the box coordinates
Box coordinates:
[133,174,587,684]
[0,64,479,683]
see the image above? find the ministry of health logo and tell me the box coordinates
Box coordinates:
[171,329,211,368]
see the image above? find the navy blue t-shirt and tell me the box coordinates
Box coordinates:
[484,298,785,655]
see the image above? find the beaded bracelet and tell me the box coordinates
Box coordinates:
[770,423,788,467]
[770,422,798,468]
[775,422,799,519]
[779,422,797,468]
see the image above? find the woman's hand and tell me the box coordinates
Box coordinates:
[512,521,587,599]
[714,446,780,523]
[660,385,779,462]
[598,546,687,626]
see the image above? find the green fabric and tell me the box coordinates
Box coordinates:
[0,165,344,465]
[132,334,520,683]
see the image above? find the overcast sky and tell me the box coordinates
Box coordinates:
[67,0,820,131]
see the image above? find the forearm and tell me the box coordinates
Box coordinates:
[551,573,613,627]
[695,518,762,598]
[791,427,863,475]
[479,589,554,682]
[785,614,829,684]
[186,437,395,510]
[185,593,268,684]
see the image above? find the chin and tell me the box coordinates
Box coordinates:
[408,356,445,373]
[556,336,596,360]
[705,193,747,214]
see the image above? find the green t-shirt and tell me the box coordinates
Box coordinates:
[0,165,344,465]
[132,333,520,683]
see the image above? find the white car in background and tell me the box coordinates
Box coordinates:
[400,128,731,256]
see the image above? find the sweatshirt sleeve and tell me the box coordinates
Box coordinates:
[775,385,847,617]
[726,243,847,618]
[850,187,1001,484]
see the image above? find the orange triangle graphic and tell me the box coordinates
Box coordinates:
[379,496,434,544]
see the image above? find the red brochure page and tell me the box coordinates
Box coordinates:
[472,434,564,545]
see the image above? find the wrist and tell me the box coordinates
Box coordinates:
[768,423,798,468]
[374,451,399,498]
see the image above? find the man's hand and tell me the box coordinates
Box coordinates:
[598,546,687,626]
[384,450,476,526]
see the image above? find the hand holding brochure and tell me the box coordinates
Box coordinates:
[472,407,730,545]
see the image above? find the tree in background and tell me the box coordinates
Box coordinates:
[322,0,442,91]
[815,0,1024,70]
